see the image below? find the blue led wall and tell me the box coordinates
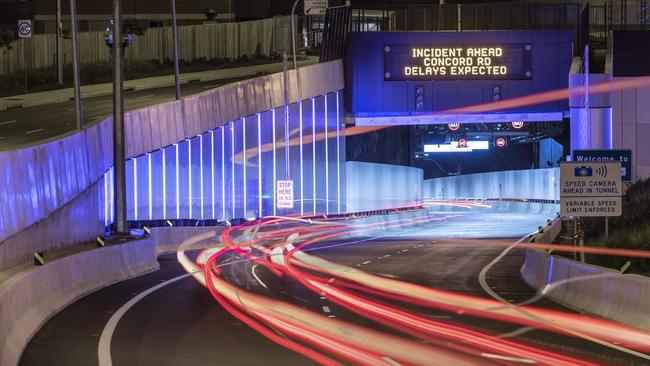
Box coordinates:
[346,31,573,116]
[119,91,345,221]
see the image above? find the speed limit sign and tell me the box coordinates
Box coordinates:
[18,20,32,38]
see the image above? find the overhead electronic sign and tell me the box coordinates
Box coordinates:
[384,44,532,81]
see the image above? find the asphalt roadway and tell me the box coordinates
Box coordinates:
[0,77,250,150]
[20,208,650,366]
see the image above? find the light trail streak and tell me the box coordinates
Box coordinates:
[179,207,650,365]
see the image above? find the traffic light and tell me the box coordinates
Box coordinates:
[492,84,501,102]
[415,85,425,111]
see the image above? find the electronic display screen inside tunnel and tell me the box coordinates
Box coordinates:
[384,44,533,81]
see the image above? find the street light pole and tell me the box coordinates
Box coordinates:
[69,0,83,129]
[113,0,128,234]
[290,0,301,69]
[171,0,181,100]
[56,0,63,86]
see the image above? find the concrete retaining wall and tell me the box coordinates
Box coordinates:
[0,227,217,366]
[0,60,344,272]
[423,168,559,201]
[522,218,650,330]
[345,161,423,212]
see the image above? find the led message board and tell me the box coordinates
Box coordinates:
[383,44,533,81]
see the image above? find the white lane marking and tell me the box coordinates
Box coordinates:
[322,306,331,313]
[382,254,390,258]
[251,264,268,289]
[339,327,352,336]
[25,129,44,134]
[481,353,536,364]
[382,356,401,366]
[478,233,650,361]
[135,94,155,99]
[362,260,372,265]
[0,120,17,125]
[98,272,193,366]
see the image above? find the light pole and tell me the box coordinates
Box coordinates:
[69,0,83,129]
[113,0,128,233]
[171,0,181,100]
[56,0,63,86]
[290,0,301,69]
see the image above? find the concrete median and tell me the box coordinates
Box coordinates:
[522,219,650,330]
[0,227,218,366]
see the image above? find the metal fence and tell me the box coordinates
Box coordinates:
[350,3,582,32]
[0,16,292,76]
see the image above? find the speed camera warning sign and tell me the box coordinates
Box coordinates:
[18,20,32,38]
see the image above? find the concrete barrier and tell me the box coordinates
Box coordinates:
[522,219,650,330]
[0,227,218,366]
[423,168,559,201]
[345,161,423,212]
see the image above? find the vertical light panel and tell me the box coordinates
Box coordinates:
[188,139,192,219]
[162,148,167,219]
[148,153,152,220]
[324,94,329,214]
[311,98,316,215]
[336,91,341,214]
[221,128,226,219]
[231,123,235,218]
[243,117,247,216]
[257,114,262,217]
[133,158,138,220]
[200,134,204,220]
[103,172,107,227]
[272,109,277,216]
[299,101,304,216]
[211,130,215,219]
[110,168,114,224]
[175,143,180,219]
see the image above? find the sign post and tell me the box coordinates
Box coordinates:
[560,161,622,260]
[573,149,633,182]
[277,180,294,209]
[304,0,328,15]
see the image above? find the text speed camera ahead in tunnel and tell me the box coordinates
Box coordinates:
[560,162,622,217]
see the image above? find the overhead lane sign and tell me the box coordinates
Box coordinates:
[560,162,622,217]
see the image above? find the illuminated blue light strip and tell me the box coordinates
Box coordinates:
[231,124,235,219]
[110,168,114,224]
[324,94,329,214]
[299,101,304,216]
[162,148,166,219]
[336,91,341,214]
[188,139,192,219]
[211,131,215,219]
[272,109,277,216]
[148,153,152,220]
[104,171,108,227]
[312,97,316,215]
[133,158,138,221]
[257,114,262,217]
[221,128,225,219]
[175,143,179,219]
[200,134,204,220]
[243,117,247,216]
[547,256,554,285]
